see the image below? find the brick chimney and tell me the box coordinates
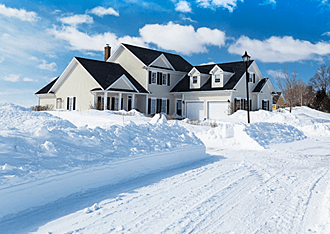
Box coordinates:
[104,44,111,61]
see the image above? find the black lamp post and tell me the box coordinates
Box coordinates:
[242,51,250,124]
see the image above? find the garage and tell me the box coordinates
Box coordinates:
[208,101,228,120]
[186,101,204,120]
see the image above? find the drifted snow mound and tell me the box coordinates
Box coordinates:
[198,121,306,149]
[245,122,306,147]
[0,104,205,219]
[0,104,204,189]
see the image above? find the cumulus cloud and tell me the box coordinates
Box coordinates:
[196,0,242,12]
[47,25,146,51]
[228,35,330,63]
[23,77,37,82]
[139,22,226,55]
[37,60,57,71]
[175,1,192,12]
[267,69,286,79]
[0,4,38,22]
[89,6,119,17]
[48,22,226,55]
[3,74,20,82]
[259,0,276,6]
[59,14,93,26]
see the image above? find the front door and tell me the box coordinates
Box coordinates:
[128,96,132,111]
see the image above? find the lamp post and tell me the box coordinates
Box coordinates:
[242,51,250,124]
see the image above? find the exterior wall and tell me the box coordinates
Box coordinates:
[152,57,170,69]
[55,63,100,111]
[111,48,148,90]
[39,96,56,108]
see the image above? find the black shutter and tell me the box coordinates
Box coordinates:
[148,98,151,114]
[67,97,70,110]
[168,74,170,86]
[157,72,161,85]
[267,100,270,111]
[253,74,256,83]
[107,97,110,110]
[149,71,152,84]
[167,99,170,114]
[121,98,123,110]
[157,99,162,113]
[250,99,252,111]
[73,97,76,110]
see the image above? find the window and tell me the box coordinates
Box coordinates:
[67,96,76,111]
[151,99,156,114]
[161,99,167,113]
[162,73,167,85]
[193,76,198,84]
[215,74,221,83]
[262,100,269,111]
[176,100,182,116]
[151,72,157,84]
[249,73,255,83]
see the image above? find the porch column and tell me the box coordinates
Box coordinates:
[132,94,136,109]
[93,93,97,109]
[104,91,108,110]
[257,94,260,109]
[118,93,122,110]
[146,95,149,115]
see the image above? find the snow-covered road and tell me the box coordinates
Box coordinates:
[5,142,329,234]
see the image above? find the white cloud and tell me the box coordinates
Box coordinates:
[181,15,197,23]
[89,6,119,17]
[259,0,276,6]
[196,0,243,12]
[37,60,57,71]
[59,14,93,26]
[267,69,286,79]
[175,1,192,12]
[47,25,146,51]
[3,74,20,82]
[322,32,330,36]
[0,57,4,63]
[48,22,226,56]
[228,35,330,63]
[23,77,37,82]
[139,22,226,55]
[0,4,38,22]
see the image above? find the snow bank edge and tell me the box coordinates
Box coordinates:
[0,145,206,219]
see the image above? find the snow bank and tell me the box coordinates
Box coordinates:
[0,104,205,219]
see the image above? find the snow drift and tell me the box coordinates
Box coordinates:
[0,104,205,219]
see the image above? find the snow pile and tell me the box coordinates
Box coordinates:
[0,103,205,218]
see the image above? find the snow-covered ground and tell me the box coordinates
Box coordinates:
[1,104,330,233]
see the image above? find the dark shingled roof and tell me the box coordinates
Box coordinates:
[75,57,148,93]
[252,78,269,93]
[272,92,281,104]
[171,61,253,93]
[123,43,193,72]
[35,77,59,94]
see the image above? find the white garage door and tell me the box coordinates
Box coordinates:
[208,101,228,120]
[186,102,204,120]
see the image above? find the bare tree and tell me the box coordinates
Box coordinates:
[276,68,306,112]
[309,65,330,95]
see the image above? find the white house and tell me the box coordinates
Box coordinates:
[35,43,276,120]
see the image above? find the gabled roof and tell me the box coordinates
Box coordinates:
[75,57,148,93]
[171,61,253,93]
[122,43,193,72]
[35,77,59,94]
[273,92,282,104]
[252,78,269,93]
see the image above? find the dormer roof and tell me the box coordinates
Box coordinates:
[171,60,253,93]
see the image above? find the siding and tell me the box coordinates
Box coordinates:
[55,63,100,111]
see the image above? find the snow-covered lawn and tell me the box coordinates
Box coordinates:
[1,104,330,233]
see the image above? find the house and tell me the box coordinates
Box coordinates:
[272,92,286,110]
[35,43,276,120]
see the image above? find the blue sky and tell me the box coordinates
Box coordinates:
[1,0,330,107]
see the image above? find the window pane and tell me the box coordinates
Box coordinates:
[151,99,156,114]
[162,74,167,85]
[193,76,198,84]
[162,99,167,113]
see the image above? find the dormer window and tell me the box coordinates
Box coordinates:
[249,73,255,83]
[215,74,221,83]
[193,76,198,84]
